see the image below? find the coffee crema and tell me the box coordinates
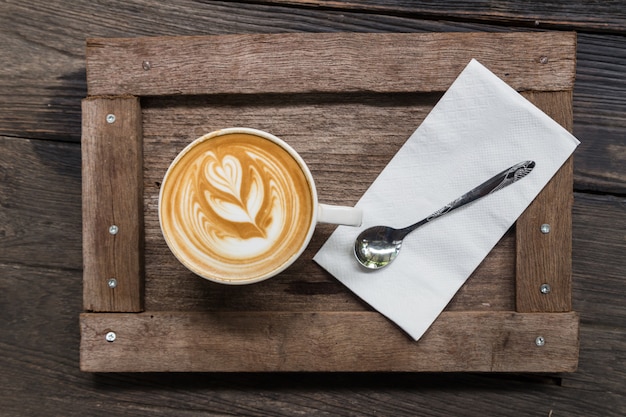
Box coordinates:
[159,131,314,283]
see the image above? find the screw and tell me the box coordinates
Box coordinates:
[540,224,551,234]
[105,331,116,342]
[540,283,551,294]
[106,114,116,124]
[108,278,118,289]
[535,336,545,347]
[539,56,549,64]
[109,225,119,235]
[142,61,151,71]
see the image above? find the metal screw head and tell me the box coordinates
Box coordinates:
[540,283,551,294]
[539,56,549,64]
[105,331,117,342]
[540,224,551,234]
[108,225,119,235]
[106,114,116,124]
[535,336,546,347]
[142,60,151,70]
[108,278,118,289]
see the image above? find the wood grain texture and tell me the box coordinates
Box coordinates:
[516,157,574,312]
[85,32,576,96]
[259,0,626,33]
[572,193,626,325]
[0,136,82,269]
[573,33,626,195]
[82,97,144,312]
[80,311,579,372]
[515,91,574,313]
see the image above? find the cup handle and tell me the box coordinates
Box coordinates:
[317,204,362,226]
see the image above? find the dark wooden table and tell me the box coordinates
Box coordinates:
[1,1,624,415]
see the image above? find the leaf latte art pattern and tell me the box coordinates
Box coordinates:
[160,133,314,282]
[203,154,268,238]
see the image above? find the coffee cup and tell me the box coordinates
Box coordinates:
[159,127,362,284]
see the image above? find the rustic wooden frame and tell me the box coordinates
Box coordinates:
[80,32,579,372]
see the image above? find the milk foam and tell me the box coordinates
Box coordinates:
[160,132,314,282]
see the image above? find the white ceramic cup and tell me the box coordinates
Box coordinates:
[159,127,362,284]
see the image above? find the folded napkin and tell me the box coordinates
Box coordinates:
[313,59,580,340]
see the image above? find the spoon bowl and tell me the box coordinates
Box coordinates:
[354,226,404,269]
[354,160,535,270]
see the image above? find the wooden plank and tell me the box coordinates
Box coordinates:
[85,32,576,96]
[0,77,84,142]
[573,33,626,195]
[0,136,82,269]
[82,97,144,312]
[572,192,626,325]
[141,93,516,312]
[516,91,574,312]
[260,0,626,33]
[80,311,579,372]
[516,157,573,312]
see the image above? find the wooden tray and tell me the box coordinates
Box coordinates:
[80,32,579,372]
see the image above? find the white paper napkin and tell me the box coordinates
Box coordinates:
[313,59,580,341]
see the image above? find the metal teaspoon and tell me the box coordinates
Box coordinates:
[354,160,536,270]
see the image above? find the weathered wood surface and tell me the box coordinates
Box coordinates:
[86,32,575,95]
[516,157,574,313]
[516,160,574,311]
[82,97,144,312]
[1,0,625,415]
[259,0,626,33]
[80,311,579,372]
[516,91,574,313]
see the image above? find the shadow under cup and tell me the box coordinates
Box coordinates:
[159,128,318,284]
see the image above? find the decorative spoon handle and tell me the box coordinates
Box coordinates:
[400,160,535,235]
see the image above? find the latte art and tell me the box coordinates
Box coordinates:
[160,132,314,282]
